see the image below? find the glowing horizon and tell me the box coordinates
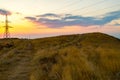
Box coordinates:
[0,0,120,39]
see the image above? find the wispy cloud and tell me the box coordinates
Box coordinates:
[0,9,11,15]
[25,17,36,21]
[36,13,60,18]
[114,23,120,26]
[25,10,120,28]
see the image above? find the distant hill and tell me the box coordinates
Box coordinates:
[0,32,120,80]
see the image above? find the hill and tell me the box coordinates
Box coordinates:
[0,32,120,80]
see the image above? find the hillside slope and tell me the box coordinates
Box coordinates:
[0,32,120,80]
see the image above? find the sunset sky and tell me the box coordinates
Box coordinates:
[0,0,120,39]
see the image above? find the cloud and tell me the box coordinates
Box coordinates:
[25,17,36,21]
[36,13,60,18]
[114,23,120,26]
[0,9,11,15]
[15,12,22,15]
[25,10,120,28]
[101,10,120,25]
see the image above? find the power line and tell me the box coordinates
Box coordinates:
[80,3,120,16]
[67,0,109,14]
[50,0,83,13]
[56,0,120,18]
[48,0,110,15]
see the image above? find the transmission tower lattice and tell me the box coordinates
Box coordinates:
[3,14,10,38]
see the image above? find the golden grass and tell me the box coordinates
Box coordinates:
[0,32,120,80]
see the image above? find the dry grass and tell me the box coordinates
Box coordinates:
[0,32,120,80]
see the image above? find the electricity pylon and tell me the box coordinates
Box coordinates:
[3,14,10,38]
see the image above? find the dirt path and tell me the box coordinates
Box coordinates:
[8,54,32,80]
[8,41,34,80]
[0,41,34,80]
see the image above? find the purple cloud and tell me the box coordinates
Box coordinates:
[25,17,36,21]
[0,9,11,15]
[36,13,60,18]
[25,10,120,28]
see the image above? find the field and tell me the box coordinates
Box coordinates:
[0,32,120,80]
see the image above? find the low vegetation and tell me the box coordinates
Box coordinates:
[0,32,120,80]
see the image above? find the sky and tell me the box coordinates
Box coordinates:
[0,0,120,39]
